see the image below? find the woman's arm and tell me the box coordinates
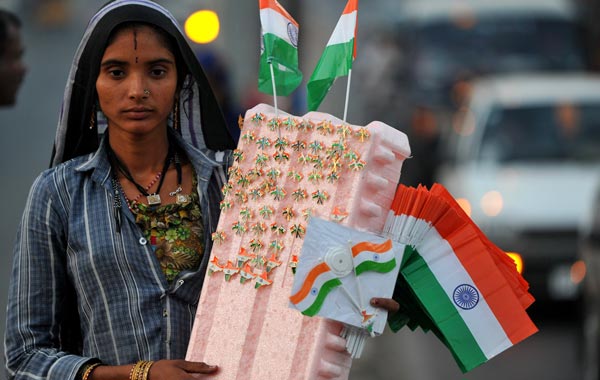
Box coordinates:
[88,360,218,380]
[4,172,90,380]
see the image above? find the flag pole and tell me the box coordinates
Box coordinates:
[269,62,279,118]
[343,69,352,124]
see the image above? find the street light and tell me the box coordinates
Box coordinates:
[184,9,220,44]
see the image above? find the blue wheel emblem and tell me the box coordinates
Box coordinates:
[287,22,299,47]
[453,284,479,310]
[310,287,318,296]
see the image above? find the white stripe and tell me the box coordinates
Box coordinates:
[291,270,339,312]
[352,243,395,268]
[326,10,357,46]
[260,8,296,45]
[82,181,120,359]
[45,200,58,344]
[405,216,513,359]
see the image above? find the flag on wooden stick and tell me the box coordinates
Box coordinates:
[258,0,303,96]
[306,0,358,111]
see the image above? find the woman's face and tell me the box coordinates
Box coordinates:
[96,25,178,137]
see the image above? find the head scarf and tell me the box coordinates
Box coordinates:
[50,0,236,167]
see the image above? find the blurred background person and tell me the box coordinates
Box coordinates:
[196,49,242,142]
[0,8,26,107]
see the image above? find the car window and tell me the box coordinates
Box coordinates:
[479,103,600,162]
[413,16,586,84]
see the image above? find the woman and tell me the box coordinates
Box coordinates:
[5,1,400,379]
[5,1,236,379]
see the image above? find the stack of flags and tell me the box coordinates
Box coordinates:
[383,184,538,372]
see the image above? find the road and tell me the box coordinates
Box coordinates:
[350,311,581,380]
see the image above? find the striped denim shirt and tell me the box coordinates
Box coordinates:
[4,134,230,380]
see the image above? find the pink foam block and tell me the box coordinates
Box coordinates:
[186,104,410,380]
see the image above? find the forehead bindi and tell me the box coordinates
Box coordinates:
[103,26,174,64]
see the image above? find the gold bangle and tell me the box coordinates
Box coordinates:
[82,363,102,380]
[130,360,153,380]
[141,361,154,380]
[129,361,140,380]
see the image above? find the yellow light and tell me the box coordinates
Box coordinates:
[481,190,503,217]
[571,260,586,284]
[184,10,220,44]
[506,252,523,274]
[456,198,472,217]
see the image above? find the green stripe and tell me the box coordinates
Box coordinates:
[306,40,354,111]
[355,258,396,276]
[401,246,488,372]
[300,278,342,317]
[258,33,302,96]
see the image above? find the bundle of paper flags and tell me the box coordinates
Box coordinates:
[383,183,538,372]
[291,183,537,373]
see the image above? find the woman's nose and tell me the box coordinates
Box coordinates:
[128,75,148,99]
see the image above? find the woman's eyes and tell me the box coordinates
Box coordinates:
[108,69,125,78]
[150,68,167,77]
[105,67,168,78]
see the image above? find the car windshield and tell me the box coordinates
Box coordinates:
[415,16,585,81]
[479,103,600,162]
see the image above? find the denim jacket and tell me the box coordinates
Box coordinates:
[4,133,231,380]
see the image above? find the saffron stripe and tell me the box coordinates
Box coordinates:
[259,0,298,27]
[289,262,331,304]
[342,0,358,14]
[351,239,393,257]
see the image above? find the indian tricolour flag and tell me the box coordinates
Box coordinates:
[258,0,303,96]
[351,239,396,275]
[387,184,538,372]
[306,0,358,111]
[289,262,342,317]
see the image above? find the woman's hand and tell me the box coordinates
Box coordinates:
[90,360,218,380]
[370,297,400,314]
[149,360,218,379]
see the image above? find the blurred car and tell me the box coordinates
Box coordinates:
[392,0,587,107]
[354,0,589,186]
[578,182,600,380]
[436,73,600,305]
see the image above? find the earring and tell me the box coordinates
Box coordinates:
[89,104,96,130]
[173,99,180,131]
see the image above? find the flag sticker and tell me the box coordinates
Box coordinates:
[289,217,401,336]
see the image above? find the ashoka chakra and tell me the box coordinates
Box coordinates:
[453,284,479,310]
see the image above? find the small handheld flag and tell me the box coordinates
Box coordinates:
[306,0,358,112]
[258,0,303,97]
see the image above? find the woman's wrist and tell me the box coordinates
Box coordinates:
[86,363,141,380]
[129,361,154,380]
[81,362,102,380]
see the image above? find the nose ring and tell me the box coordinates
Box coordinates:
[144,89,151,96]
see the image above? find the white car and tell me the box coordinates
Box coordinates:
[436,73,600,304]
